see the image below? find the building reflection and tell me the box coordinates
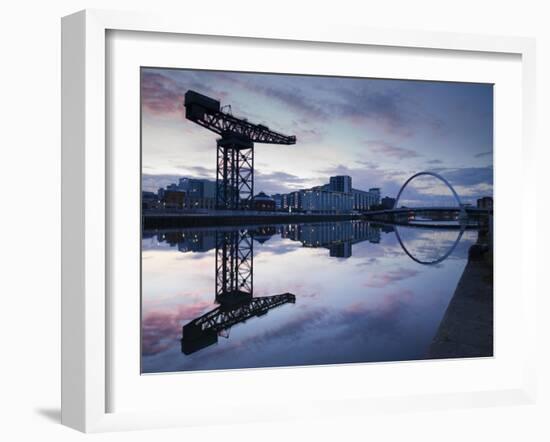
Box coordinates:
[281,221,381,257]
[150,220,383,259]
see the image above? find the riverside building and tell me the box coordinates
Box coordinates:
[274,176,381,213]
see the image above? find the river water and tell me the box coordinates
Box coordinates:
[141,220,480,374]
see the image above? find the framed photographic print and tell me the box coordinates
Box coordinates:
[61,9,537,432]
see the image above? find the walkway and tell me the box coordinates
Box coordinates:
[428,247,493,358]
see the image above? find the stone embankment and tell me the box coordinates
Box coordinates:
[429,243,493,359]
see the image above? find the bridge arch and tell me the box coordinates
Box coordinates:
[394,171,462,210]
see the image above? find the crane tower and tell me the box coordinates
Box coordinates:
[184,90,296,210]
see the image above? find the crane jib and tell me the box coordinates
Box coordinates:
[184,90,296,145]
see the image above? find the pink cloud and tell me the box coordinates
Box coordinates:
[141,72,185,117]
[142,300,212,356]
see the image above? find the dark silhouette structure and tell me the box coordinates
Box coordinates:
[183,90,296,210]
[181,229,295,355]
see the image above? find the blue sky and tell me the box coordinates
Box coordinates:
[141,68,493,205]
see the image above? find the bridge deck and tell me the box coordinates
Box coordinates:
[364,206,492,216]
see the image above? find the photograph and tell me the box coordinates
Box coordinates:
[140,67,494,374]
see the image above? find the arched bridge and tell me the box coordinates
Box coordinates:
[393,171,462,210]
[366,171,491,221]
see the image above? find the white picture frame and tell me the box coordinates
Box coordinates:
[61,9,537,433]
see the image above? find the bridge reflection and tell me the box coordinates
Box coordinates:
[394,225,466,265]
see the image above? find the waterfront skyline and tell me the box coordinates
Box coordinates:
[141,68,493,206]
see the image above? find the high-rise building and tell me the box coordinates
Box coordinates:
[176,177,217,209]
[271,194,283,210]
[327,176,381,211]
[287,191,301,210]
[369,188,381,204]
[178,177,216,198]
[329,175,352,193]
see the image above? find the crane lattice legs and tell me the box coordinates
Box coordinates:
[216,136,254,210]
[215,229,253,305]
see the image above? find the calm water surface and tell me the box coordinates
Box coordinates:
[141,220,478,373]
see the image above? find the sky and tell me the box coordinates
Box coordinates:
[141,68,493,206]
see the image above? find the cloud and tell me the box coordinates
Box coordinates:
[234,77,438,138]
[141,71,185,116]
[142,300,212,356]
[356,160,380,170]
[366,140,421,160]
[141,69,232,118]
[426,159,443,165]
[174,165,216,179]
[255,170,312,195]
[364,268,420,288]
[433,166,493,187]
[289,119,324,143]
[335,87,409,132]
[179,72,426,137]
[241,82,331,120]
[205,287,422,365]
[142,174,182,192]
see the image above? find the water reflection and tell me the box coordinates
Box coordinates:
[182,230,296,354]
[394,225,465,265]
[151,221,382,257]
[141,220,486,373]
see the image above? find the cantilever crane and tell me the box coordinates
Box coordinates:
[184,90,297,210]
